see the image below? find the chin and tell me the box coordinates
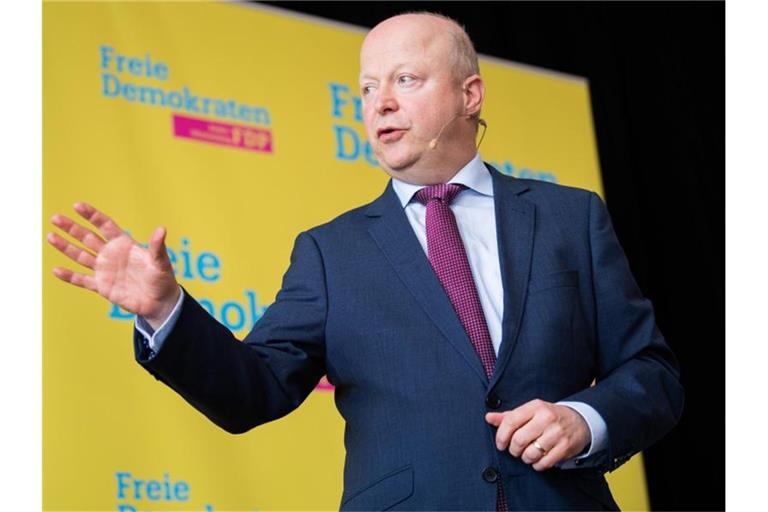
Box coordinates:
[378,150,421,174]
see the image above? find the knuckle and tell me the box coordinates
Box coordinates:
[511,431,526,447]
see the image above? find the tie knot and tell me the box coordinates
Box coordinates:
[415,183,465,206]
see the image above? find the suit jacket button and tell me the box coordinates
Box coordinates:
[574,458,584,466]
[485,394,502,409]
[482,467,499,483]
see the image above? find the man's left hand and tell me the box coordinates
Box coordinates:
[485,399,590,471]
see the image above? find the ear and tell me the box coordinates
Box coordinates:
[462,74,485,118]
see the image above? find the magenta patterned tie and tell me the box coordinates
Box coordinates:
[415,184,509,512]
[415,184,497,378]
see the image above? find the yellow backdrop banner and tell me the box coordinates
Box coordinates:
[43,3,646,510]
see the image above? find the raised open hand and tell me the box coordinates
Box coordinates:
[47,202,180,327]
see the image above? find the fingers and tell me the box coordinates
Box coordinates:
[532,436,570,472]
[521,423,563,466]
[51,213,106,253]
[490,406,535,452]
[47,232,97,270]
[485,412,504,426]
[52,267,98,292]
[73,202,125,241]
[521,440,548,466]
[486,399,541,452]
[506,406,555,457]
[486,400,586,471]
[148,226,170,264]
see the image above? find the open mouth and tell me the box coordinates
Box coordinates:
[377,127,406,142]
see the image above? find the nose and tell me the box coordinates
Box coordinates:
[374,82,398,115]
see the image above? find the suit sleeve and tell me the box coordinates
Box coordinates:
[564,192,684,471]
[135,231,328,434]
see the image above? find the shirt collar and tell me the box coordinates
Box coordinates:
[391,153,493,208]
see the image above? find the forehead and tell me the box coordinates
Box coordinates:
[359,17,454,78]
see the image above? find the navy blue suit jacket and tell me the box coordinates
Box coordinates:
[136,166,683,510]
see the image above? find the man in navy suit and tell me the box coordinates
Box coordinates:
[49,12,683,510]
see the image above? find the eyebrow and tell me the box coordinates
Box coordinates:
[359,63,421,82]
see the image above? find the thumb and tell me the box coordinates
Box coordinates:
[148,226,169,263]
[485,412,503,426]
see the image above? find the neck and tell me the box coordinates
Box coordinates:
[392,152,478,186]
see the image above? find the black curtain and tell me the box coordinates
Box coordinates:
[261,2,724,510]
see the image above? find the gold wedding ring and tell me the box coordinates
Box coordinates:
[533,441,547,454]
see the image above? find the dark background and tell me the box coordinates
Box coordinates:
[261,2,725,510]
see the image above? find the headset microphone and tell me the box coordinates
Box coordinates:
[476,118,488,149]
[428,115,489,150]
[428,113,463,150]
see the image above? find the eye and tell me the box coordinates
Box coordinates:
[361,84,377,96]
[397,75,415,86]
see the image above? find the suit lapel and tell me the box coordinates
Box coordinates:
[365,182,489,385]
[487,167,536,387]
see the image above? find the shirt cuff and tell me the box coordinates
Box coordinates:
[134,287,185,353]
[556,401,608,468]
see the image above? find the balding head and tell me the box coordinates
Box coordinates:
[364,13,479,84]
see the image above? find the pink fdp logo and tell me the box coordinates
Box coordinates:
[173,114,273,153]
[316,375,334,392]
